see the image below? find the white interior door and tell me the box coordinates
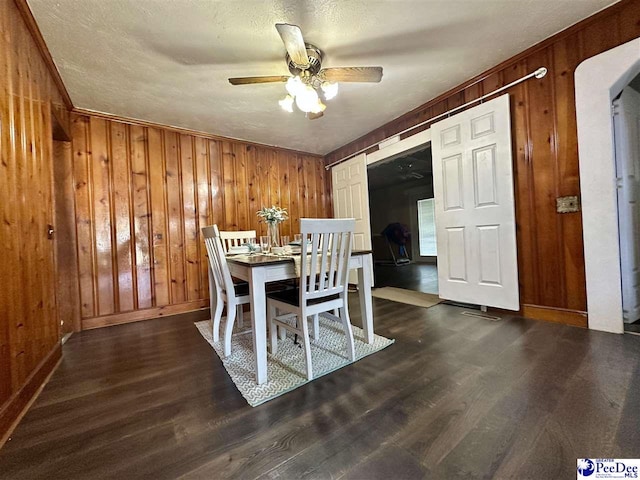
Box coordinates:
[431,93,519,310]
[332,153,372,284]
[614,87,640,324]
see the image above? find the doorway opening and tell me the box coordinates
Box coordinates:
[614,74,640,335]
[367,146,438,294]
[51,107,81,341]
[575,37,640,334]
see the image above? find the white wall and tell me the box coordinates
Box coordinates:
[575,37,640,333]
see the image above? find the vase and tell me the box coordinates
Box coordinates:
[267,222,280,248]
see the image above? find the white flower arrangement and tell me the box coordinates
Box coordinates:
[257,205,288,225]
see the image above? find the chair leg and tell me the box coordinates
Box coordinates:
[301,314,313,380]
[339,306,356,362]
[279,323,286,340]
[212,295,224,343]
[237,304,244,329]
[312,314,319,340]
[269,302,278,355]
[223,303,238,357]
[274,308,287,340]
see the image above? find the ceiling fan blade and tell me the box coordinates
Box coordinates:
[307,111,324,120]
[320,67,383,83]
[228,76,290,85]
[275,23,309,67]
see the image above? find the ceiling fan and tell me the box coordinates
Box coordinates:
[228,24,383,120]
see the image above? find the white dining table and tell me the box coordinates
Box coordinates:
[213,251,374,385]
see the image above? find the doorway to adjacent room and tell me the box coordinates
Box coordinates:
[367,146,438,295]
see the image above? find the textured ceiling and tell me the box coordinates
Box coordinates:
[28,0,617,155]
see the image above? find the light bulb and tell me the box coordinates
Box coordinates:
[321,81,339,100]
[295,85,319,113]
[278,95,294,112]
[310,99,326,114]
[285,76,304,97]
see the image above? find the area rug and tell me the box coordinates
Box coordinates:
[195,315,394,407]
[372,286,442,309]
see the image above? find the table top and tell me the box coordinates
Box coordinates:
[226,250,372,268]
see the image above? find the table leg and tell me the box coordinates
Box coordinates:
[357,253,374,344]
[249,267,268,384]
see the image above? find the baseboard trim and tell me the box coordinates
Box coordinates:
[0,342,62,449]
[520,304,588,328]
[81,299,210,330]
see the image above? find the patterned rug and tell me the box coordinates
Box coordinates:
[195,315,394,407]
[372,287,442,309]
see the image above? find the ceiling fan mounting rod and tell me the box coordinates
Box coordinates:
[325,66,548,170]
[287,43,323,76]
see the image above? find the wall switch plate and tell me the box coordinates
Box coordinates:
[556,195,580,213]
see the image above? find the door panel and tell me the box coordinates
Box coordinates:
[614,88,640,323]
[332,154,372,284]
[432,94,519,310]
[473,145,498,206]
[443,155,464,210]
[446,227,467,281]
[477,225,501,285]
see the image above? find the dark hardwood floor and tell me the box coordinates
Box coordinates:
[1,298,639,479]
[374,262,439,294]
[625,319,640,335]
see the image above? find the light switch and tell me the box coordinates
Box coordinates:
[556,196,580,213]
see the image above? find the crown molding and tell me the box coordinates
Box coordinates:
[72,107,324,158]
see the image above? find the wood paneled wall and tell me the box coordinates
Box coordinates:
[0,0,68,444]
[325,0,640,325]
[69,113,329,329]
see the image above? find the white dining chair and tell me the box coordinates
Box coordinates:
[202,225,250,357]
[219,229,256,253]
[221,227,298,290]
[267,218,356,380]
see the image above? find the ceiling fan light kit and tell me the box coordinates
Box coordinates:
[228,23,383,120]
[280,74,333,115]
[321,81,339,100]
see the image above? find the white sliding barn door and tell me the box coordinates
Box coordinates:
[613,88,640,323]
[332,153,372,284]
[431,94,519,310]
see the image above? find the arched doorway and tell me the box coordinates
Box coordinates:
[575,38,640,333]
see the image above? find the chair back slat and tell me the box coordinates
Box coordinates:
[202,226,223,293]
[336,230,349,290]
[219,230,256,253]
[299,218,355,307]
[318,233,330,290]
[202,225,236,296]
[308,232,319,285]
[328,232,339,288]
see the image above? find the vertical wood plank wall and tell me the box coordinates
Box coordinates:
[69,113,329,329]
[324,0,640,325]
[0,0,68,442]
[53,140,81,336]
